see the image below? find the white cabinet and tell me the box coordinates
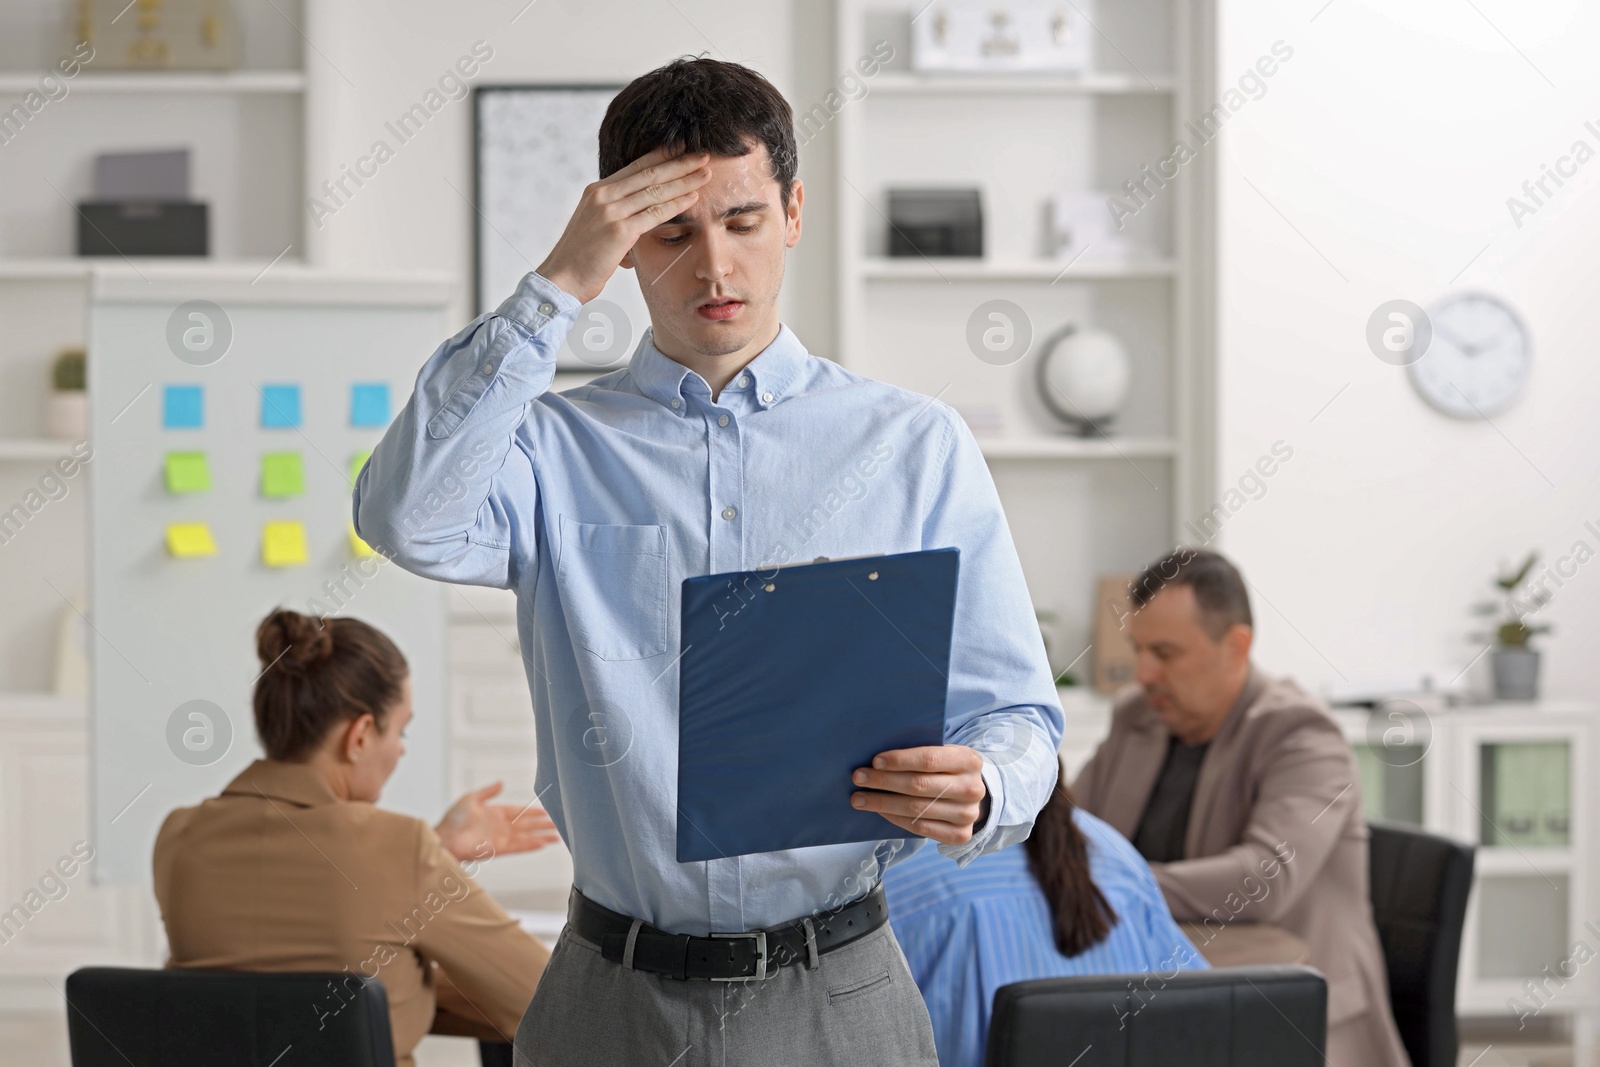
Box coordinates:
[0,696,160,1010]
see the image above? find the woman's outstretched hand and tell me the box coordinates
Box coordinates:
[434,780,561,862]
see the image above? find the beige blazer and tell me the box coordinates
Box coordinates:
[152,759,549,1067]
[1073,665,1411,1067]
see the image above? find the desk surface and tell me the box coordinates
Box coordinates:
[1180,921,1311,968]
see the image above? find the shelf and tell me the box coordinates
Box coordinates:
[0,438,82,461]
[871,72,1175,95]
[1474,848,1574,875]
[0,70,306,94]
[0,259,94,281]
[860,257,1178,281]
[976,436,1175,460]
[0,692,85,718]
[0,257,314,284]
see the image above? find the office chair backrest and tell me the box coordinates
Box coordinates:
[1367,820,1476,1067]
[985,964,1327,1067]
[66,966,397,1067]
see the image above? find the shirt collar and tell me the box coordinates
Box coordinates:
[629,322,809,414]
[220,758,343,809]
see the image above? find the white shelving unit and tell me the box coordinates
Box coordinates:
[0,0,327,688]
[835,0,1218,677]
[0,0,327,1010]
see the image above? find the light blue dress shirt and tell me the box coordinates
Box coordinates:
[884,810,1209,1067]
[353,269,1065,935]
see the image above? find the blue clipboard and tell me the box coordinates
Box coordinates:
[676,547,958,862]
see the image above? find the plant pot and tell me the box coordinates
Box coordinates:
[47,390,87,440]
[1491,647,1541,701]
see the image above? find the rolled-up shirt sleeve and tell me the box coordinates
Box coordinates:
[353,270,581,590]
[920,405,1065,863]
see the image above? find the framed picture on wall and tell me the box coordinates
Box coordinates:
[473,84,649,371]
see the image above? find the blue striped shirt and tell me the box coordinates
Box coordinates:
[884,811,1208,1067]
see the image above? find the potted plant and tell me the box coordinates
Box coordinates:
[1035,609,1079,687]
[1471,551,1551,701]
[48,347,87,440]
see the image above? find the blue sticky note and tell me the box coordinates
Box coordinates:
[350,383,390,427]
[163,385,203,429]
[261,384,302,428]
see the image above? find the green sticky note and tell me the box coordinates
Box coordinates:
[261,452,305,498]
[164,451,210,494]
[350,449,372,487]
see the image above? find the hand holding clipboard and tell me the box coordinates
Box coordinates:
[675,547,989,862]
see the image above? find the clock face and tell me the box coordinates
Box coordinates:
[1408,291,1532,419]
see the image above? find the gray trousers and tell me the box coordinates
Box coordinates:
[513,919,939,1066]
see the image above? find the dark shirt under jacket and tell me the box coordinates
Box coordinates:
[1131,737,1209,863]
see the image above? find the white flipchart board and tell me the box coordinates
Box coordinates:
[87,265,454,884]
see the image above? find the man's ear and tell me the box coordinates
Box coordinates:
[785,178,804,248]
[1225,623,1253,665]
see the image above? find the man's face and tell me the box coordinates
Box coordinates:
[1125,584,1251,745]
[620,140,802,361]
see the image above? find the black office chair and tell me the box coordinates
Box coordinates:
[1367,820,1476,1067]
[984,964,1327,1067]
[66,966,397,1066]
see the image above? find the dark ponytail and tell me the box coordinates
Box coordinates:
[252,608,408,762]
[1024,764,1117,957]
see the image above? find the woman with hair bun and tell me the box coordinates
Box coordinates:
[152,608,558,1067]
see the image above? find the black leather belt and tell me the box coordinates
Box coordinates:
[567,884,889,981]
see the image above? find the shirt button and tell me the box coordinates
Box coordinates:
[721,506,737,521]
[761,391,774,403]
[717,414,729,427]
[538,302,555,315]
[481,362,494,376]
[671,398,681,409]
[736,375,749,388]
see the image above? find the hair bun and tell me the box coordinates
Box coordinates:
[256,608,334,671]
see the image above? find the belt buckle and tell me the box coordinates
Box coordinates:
[709,930,769,981]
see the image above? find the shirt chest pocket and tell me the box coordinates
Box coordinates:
[555,518,670,661]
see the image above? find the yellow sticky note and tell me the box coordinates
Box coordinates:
[164,451,211,494]
[262,520,308,567]
[166,522,217,558]
[349,449,372,487]
[349,521,377,559]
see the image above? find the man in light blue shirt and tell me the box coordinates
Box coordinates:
[354,56,1062,1066]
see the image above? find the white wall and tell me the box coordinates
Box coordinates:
[1214,0,1600,703]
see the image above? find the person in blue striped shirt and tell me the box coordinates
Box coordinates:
[883,762,1208,1067]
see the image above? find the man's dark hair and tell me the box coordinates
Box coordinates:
[1129,548,1253,640]
[598,55,798,213]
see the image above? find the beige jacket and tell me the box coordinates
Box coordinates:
[1074,665,1410,1067]
[152,759,548,1067]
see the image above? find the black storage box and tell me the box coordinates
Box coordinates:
[76,201,209,257]
[887,188,983,257]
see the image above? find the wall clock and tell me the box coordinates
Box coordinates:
[1408,291,1532,419]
